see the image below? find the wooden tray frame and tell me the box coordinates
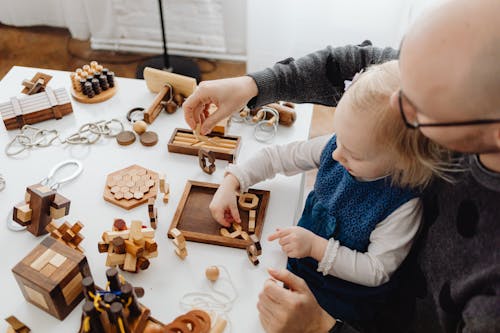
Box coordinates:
[168,180,270,249]
[167,128,241,163]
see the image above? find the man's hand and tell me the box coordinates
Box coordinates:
[257,268,336,333]
[183,76,258,135]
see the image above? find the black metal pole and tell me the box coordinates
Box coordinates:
[158,0,171,70]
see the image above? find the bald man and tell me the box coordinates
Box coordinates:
[183,0,500,332]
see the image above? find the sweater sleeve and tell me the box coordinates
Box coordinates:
[247,42,399,108]
[317,198,422,287]
[226,135,331,192]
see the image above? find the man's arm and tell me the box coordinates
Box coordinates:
[248,42,399,108]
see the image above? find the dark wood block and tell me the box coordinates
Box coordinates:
[168,180,270,249]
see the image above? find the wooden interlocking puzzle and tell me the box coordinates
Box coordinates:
[98,220,158,273]
[0,87,73,130]
[168,128,241,163]
[4,316,30,333]
[12,183,71,236]
[103,165,159,210]
[21,72,52,95]
[46,220,84,252]
[168,180,270,249]
[12,237,91,320]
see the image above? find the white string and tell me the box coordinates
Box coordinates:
[180,265,237,332]
[0,173,5,191]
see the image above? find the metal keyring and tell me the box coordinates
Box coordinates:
[40,159,83,190]
[127,107,145,123]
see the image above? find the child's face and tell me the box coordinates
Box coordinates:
[332,95,398,180]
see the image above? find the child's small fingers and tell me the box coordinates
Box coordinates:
[267,231,281,241]
[229,204,241,223]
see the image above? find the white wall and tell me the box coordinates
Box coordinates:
[246,0,441,72]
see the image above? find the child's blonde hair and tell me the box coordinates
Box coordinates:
[347,60,452,189]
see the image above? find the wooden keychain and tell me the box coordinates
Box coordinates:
[6,159,83,236]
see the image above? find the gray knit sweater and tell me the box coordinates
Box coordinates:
[248,43,500,333]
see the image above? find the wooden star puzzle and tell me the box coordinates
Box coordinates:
[103,165,159,210]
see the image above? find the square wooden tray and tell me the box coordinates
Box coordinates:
[167,128,241,162]
[168,180,270,249]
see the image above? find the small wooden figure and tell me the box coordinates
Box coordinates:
[0,87,73,130]
[159,174,170,204]
[238,192,259,211]
[46,220,85,252]
[12,183,71,236]
[21,72,52,95]
[147,198,158,229]
[12,237,91,320]
[70,61,117,104]
[5,316,30,333]
[220,223,250,241]
[98,220,157,273]
[169,228,188,260]
[246,234,262,266]
[103,165,159,210]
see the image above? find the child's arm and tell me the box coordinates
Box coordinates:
[227,135,331,193]
[209,135,330,225]
[317,198,422,287]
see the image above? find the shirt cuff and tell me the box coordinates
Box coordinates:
[317,238,340,276]
[225,164,249,193]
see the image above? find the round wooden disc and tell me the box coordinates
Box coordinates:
[140,131,158,146]
[116,131,136,146]
[70,85,117,104]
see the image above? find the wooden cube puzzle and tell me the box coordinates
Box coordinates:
[12,183,70,236]
[98,220,158,273]
[11,237,91,320]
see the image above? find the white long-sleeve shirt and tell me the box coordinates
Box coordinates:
[226,135,422,287]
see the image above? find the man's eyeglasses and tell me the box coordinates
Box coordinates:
[398,90,500,129]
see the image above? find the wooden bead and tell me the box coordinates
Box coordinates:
[205,266,219,281]
[133,120,148,135]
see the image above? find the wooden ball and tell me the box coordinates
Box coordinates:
[205,266,219,282]
[83,64,90,72]
[133,120,148,135]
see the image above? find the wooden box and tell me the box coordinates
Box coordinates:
[167,128,241,163]
[12,237,91,320]
[168,180,270,249]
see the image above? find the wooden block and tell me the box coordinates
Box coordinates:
[144,251,158,259]
[159,174,166,193]
[143,66,196,96]
[111,237,126,254]
[49,206,66,219]
[39,263,57,277]
[5,315,30,333]
[70,221,83,234]
[249,210,256,233]
[130,220,144,241]
[175,247,188,260]
[144,239,157,253]
[24,191,31,203]
[49,253,67,268]
[123,253,138,272]
[124,239,145,258]
[97,242,109,253]
[163,193,169,203]
[15,204,32,223]
[238,193,259,210]
[30,248,57,271]
[172,237,186,249]
[106,253,126,266]
[169,228,183,239]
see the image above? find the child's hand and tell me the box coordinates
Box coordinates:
[268,227,318,259]
[209,174,241,227]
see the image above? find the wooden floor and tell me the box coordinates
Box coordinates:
[0,24,335,188]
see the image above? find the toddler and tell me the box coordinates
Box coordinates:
[209,60,451,322]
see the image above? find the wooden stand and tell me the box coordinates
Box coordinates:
[168,180,270,249]
[70,85,117,104]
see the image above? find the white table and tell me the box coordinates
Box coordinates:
[0,66,312,332]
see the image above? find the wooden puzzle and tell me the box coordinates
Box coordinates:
[79,268,160,333]
[247,234,262,266]
[12,183,71,236]
[198,148,216,174]
[98,220,158,273]
[21,72,52,95]
[45,220,84,252]
[168,128,241,163]
[148,198,158,229]
[168,180,270,249]
[143,67,196,124]
[5,316,30,333]
[169,228,188,260]
[250,102,297,127]
[70,61,117,104]
[103,165,159,210]
[12,237,91,320]
[0,87,73,130]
